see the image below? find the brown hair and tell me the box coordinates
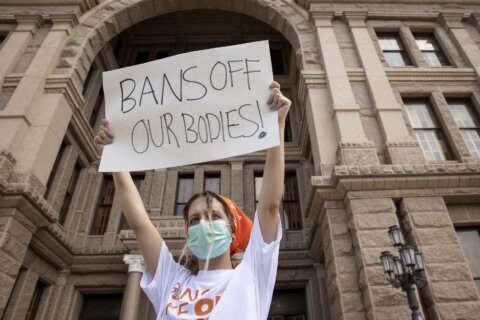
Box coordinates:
[180,191,241,273]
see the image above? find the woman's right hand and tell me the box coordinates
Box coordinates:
[93,119,115,151]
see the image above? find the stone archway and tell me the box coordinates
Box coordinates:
[53,0,320,87]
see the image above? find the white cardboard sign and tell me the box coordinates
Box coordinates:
[99,41,278,172]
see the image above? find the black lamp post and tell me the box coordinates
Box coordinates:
[379,225,427,320]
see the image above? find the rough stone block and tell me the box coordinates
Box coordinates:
[371,285,408,306]
[349,198,395,215]
[337,256,358,274]
[421,245,466,264]
[415,228,458,246]
[333,238,354,256]
[431,281,479,302]
[0,251,21,278]
[344,312,367,320]
[342,292,365,313]
[375,305,414,320]
[357,230,391,248]
[338,273,360,293]
[410,211,452,228]
[0,234,28,260]
[402,197,447,213]
[354,213,399,230]
[436,301,480,320]
[426,263,473,283]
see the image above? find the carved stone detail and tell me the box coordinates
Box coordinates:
[310,10,334,28]
[123,254,145,273]
[439,12,465,30]
[343,11,367,28]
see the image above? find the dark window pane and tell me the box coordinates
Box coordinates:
[254,173,263,211]
[45,141,68,198]
[404,99,453,161]
[377,33,412,67]
[270,49,286,75]
[59,162,82,225]
[90,88,104,128]
[414,33,449,67]
[135,50,150,64]
[91,176,115,235]
[155,51,169,60]
[80,294,123,320]
[283,172,302,230]
[284,114,293,142]
[25,281,45,320]
[447,100,480,159]
[176,174,194,215]
[457,229,480,278]
[268,289,307,319]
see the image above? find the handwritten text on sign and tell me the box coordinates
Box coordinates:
[99,41,278,172]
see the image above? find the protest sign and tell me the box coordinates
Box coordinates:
[99,41,279,172]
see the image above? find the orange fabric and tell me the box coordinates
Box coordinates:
[220,196,253,254]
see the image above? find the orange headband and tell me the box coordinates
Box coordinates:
[220,196,253,254]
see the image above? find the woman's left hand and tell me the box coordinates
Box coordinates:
[267,81,291,126]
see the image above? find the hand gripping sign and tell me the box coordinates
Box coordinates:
[99,41,279,172]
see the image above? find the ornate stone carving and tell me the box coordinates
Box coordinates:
[123,254,145,273]
[343,11,367,28]
[309,10,334,28]
[439,12,465,30]
[0,149,16,165]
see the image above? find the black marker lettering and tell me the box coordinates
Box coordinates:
[238,103,259,137]
[131,119,149,154]
[225,109,241,139]
[209,61,228,91]
[256,100,264,128]
[206,113,221,143]
[227,60,243,88]
[147,117,164,147]
[244,59,261,90]
[219,111,226,142]
[197,115,208,144]
[163,113,179,148]
[139,76,158,107]
[182,113,198,143]
[183,66,208,101]
[120,79,136,113]
[161,72,183,105]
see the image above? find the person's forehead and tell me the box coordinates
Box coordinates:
[189,196,225,214]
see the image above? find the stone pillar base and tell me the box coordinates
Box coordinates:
[337,142,379,166]
[0,150,16,181]
[385,142,425,164]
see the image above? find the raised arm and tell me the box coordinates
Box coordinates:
[257,82,291,243]
[95,120,163,276]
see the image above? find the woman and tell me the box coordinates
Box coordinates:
[94,81,291,319]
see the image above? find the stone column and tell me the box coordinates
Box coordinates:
[399,197,480,319]
[314,263,330,320]
[346,198,414,320]
[344,12,425,165]
[1,268,39,319]
[36,270,70,319]
[310,11,378,167]
[318,201,366,320]
[298,71,337,175]
[120,254,145,320]
[0,14,79,193]
[148,169,167,218]
[230,161,244,209]
[440,13,480,83]
[0,15,43,88]
[0,210,37,318]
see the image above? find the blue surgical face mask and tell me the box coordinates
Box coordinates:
[187,220,232,260]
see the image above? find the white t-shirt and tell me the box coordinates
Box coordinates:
[140,212,282,319]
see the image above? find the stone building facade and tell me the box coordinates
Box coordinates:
[0,0,480,319]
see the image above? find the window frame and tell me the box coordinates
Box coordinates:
[175,173,195,216]
[413,32,450,67]
[90,175,116,235]
[446,98,480,160]
[402,98,454,161]
[376,32,413,67]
